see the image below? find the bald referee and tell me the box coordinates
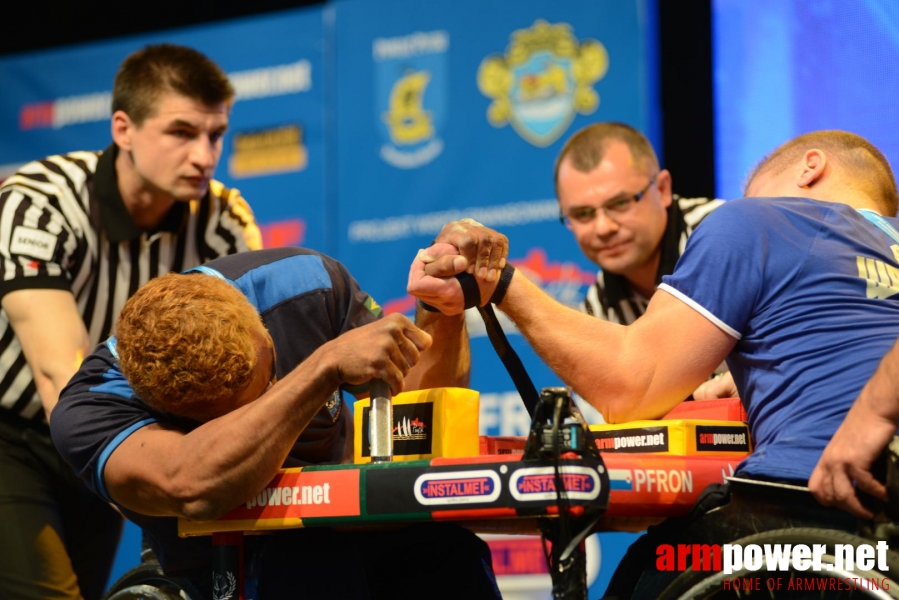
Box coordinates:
[0,44,261,599]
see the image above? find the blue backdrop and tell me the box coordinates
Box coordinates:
[713,0,899,201]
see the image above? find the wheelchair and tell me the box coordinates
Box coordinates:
[641,441,899,600]
[102,540,201,600]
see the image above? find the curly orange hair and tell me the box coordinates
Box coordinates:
[115,272,267,422]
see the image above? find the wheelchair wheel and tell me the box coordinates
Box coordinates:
[658,527,899,599]
[103,561,202,600]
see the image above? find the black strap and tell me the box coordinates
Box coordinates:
[489,264,515,305]
[477,304,540,417]
[416,268,539,416]
[456,272,481,310]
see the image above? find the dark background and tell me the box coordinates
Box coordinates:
[0,0,714,197]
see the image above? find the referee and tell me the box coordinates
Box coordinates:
[0,44,261,600]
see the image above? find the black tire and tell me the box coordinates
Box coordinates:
[657,527,899,599]
[103,561,202,600]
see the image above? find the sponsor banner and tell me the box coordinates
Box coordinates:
[365,461,515,516]
[483,532,604,598]
[179,467,361,536]
[603,455,740,518]
[591,419,752,456]
[509,465,601,502]
[0,6,327,250]
[365,456,610,516]
[488,535,551,576]
[228,123,308,179]
[360,402,434,457]
[594,426,670,453]
[413,469,502,505]
[695,425,751,453]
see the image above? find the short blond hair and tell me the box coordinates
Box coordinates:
[554,122,659,197]
[747,130,899,216]
[115,273,267,422]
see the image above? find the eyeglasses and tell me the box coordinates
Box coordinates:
[559,173,658,228]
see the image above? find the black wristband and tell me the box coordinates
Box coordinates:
[490,264,515,306]
[416,299,440,312]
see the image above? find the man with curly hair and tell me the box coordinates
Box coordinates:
[51,247,501,599]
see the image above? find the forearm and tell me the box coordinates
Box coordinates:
[3,288,92,421]
[112,346,343,521]
[498,272,712,422]
[857,341,899,424]
[828,341,899,462]
[808,344,899,515]
[34,372,76,421]
[498,273,634,419]
[412,221,731,420]
[405,307,469,390]
[34,346,92,420]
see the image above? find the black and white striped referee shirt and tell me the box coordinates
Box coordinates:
[582,196,723,324]
[0,145,262,422]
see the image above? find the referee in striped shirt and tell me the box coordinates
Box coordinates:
[554,123,734,405]
[555,122,722,326]
[0,44,261,599]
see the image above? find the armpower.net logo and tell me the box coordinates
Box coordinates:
[656,541,892,592]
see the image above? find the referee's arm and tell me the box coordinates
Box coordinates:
[3,289,92,422]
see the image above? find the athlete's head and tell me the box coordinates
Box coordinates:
[112,44,234,126]
[115,273,275,422]
[746,130,899,216]
[554,122,673,278]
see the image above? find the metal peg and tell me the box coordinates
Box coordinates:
[369,379,393,463]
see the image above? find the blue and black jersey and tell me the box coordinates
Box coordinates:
[51,247,380,574]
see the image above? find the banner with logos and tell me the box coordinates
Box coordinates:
[0,7,326,250]
[332,0,656,595]
[332,0,657,449]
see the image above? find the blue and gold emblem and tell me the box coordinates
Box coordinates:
[478,20,608,147]
[374,30,448,168]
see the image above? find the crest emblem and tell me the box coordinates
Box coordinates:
[478,20,608,147]
[212,571,237,600]
[325,390,342,422]
[374,30,448,168]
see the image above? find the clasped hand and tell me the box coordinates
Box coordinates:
[407,219,509,315]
